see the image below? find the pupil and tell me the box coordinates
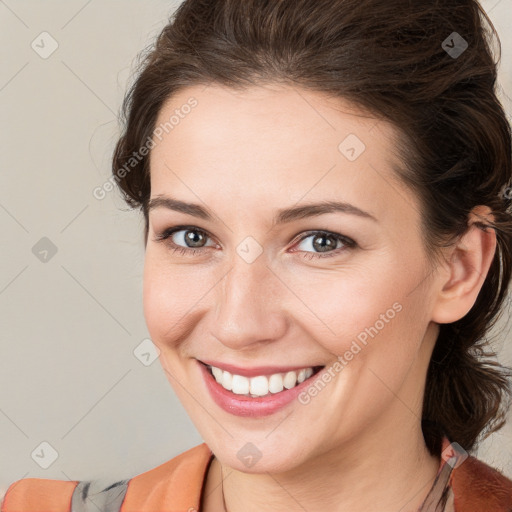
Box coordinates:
[186,230,205,247]
[313,234,335,252]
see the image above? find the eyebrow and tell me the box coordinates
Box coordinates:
[147,195,378,225]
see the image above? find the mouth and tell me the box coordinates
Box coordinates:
[200,361,325,399]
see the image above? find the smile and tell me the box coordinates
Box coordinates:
[198,360,325,417]
[208,364,322,397]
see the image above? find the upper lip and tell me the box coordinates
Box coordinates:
[198,359,324,377]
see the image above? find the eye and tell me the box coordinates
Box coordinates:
[291,231,356,260]
[153,225,217,257]
[153,226,356,259]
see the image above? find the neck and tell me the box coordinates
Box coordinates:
[207,417,440,512]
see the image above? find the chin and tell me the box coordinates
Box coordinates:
[210,437,311,474]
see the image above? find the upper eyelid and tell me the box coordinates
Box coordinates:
[156,225,217,244]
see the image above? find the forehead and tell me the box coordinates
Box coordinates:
[148,84,416,226]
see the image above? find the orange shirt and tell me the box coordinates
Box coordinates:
[2,437,512,511]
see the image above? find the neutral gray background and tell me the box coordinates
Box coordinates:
[1,0,511,493]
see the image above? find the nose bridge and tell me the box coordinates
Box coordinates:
[212,249,286,348]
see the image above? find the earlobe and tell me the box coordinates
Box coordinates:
[431,206,497,324]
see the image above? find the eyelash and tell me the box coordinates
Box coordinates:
[153,225,357,260]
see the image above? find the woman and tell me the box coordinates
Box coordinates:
[2,0,512,510]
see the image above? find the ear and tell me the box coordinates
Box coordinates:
[431,205,497,324]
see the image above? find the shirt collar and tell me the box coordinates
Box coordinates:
[418,436,466,511]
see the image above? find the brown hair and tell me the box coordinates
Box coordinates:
[112,0,512,456]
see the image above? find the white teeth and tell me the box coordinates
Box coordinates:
[221,370,232,391]
[208,364,318,397]
[268,373,284,393]
[212,366,223,382]
[231,374,250,395]
[283,371,297,389]
[250,375,269,396]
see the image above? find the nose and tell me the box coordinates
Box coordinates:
[210,255,288,351]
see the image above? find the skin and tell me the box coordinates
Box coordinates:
[143,83,496,512]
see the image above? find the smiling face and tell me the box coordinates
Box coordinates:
[143,83,443,473]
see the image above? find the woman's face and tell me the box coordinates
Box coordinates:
[143,84,442,473]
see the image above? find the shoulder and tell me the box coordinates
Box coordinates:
[451,454,512,511]
[1,478,78,511]
[1,443,213,512]
[122,442,213,510]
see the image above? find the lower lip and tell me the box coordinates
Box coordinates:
[198,360,323,417]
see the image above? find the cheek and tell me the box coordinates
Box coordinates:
[142,248,220,355]
[143,251,192,344]
[290,254,428,366]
